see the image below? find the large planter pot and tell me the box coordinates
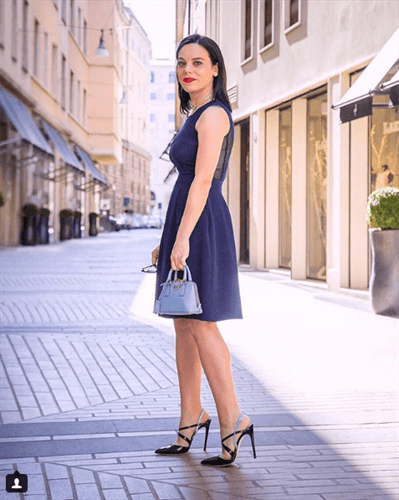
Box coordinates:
[89,213,98,237]
[369,228,399,316]
[21,204,38,246]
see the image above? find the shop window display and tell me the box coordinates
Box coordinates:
[307,93,327,281]
[279,107,292,269]
[370,95,399,193]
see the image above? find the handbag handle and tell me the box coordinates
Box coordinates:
[166,265,192,283]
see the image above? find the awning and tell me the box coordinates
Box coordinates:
[332,28,399,123]
[0,86,53,156]
[381,69,399,106]
[74,146,107,184]
[41,120,84,172]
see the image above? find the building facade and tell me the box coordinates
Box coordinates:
[177,0,399,295]
[149,59,176,223]
[0,0,151,247]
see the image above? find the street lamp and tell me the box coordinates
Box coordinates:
[95,30,109,58]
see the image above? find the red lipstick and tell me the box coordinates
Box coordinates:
[183,78,196,83]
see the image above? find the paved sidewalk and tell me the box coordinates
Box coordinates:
[0,230,398,500]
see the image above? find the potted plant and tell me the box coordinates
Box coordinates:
[367,186,399,316]
[89,212,99,236]
[60,209,74,241]
[21,203,38,245]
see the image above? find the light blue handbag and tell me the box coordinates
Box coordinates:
[154,265,202,316]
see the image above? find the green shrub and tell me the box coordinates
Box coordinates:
[0,193,4,207]
[89,212,99,218]
[60,209,73,219]
[22,204,38,216]
[39,208,50,217]
[367,187,399,230]
[74,211,83,217]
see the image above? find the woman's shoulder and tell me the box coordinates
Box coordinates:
[195,100,231,134]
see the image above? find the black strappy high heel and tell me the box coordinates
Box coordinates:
[155,409,212,455]
[201,412,256,466]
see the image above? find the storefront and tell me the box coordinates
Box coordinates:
[0,86,54,246]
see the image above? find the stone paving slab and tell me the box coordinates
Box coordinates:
[1,230,398,499]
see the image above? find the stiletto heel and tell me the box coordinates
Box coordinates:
[247,424,257,459]
[155,409,211,455]
[201,412,257,466]
[203,418,211,451]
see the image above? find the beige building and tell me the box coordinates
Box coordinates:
[149,58,176,223]
[176,0,399,296]
[0,0,151,246]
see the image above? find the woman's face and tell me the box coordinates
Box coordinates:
[176,43,218,95]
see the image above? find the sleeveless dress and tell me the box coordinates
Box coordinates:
[154,99,243,322]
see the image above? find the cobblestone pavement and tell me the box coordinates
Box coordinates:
[0,230,398,500]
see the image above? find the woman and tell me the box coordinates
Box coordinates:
[151,34,256,466]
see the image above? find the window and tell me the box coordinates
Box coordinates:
[12,0,18,60]
[284,0,302,32]
[83,19,87,55]
[168,114,175,122]
[290,0,299,26]
[150,71,155,83]
[51,44,58,96]
[166,93,174,100]
[77,80,81,122]
[279,107,292,269]
[307,93,327,280]
[169,71,174,83]
[150,93,157,100]
[61,54,66,109]
[77,7,81,46]
[69,71,74,115]
[242,0,253,62]
[150,114,155,122]
[22,0,28,70]
[70,0,75,35]
[33,19,40,78]
[61,0,67,24]
[0,0,4,48]
[260,0,274,50]
[83,88,87,126]
[43,32,48,87]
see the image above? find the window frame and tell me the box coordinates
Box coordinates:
[241,0,254,65]
[22,0,29,71]
[259,0,275,54]
[70,0,75,36]
[33,18,40,78]
[61,54,66,110]
[284,0,302,34]
[69,70,74,115]
[61,0,67,25]
[0,0,5,48]
[83,19,87,55]
[51,44,58,98]
[12,0,18,61]
[43,32,49,87]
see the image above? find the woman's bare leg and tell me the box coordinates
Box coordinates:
[173,318,209,447]
[176,318,250,457]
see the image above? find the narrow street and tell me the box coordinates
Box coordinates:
[0,230,398,500]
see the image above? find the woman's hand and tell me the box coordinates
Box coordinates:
[171,237,190,271]
[151,245,160,266]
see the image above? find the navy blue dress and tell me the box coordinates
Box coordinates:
[154,99,243,322]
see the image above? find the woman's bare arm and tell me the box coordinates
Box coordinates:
[170,106,230,270]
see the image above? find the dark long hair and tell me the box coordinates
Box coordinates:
[175,34,232,115]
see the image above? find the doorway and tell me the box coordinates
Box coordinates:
[240,118,250,264]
